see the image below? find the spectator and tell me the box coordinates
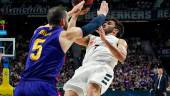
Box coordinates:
[152,65,169,96]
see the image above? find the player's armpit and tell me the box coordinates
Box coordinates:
[117,39,128,62]
[75,36,90,46]
[61,27,83,42]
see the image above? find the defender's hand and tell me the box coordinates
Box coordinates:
[68,1,85,16]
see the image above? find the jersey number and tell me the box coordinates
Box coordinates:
[30,38,46,61]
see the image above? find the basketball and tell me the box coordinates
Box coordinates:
[72,0,95,8]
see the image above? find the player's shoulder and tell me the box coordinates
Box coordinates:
[118,39,127,46]
[34,24,49,34]
[88,34,96,39]
[119,39,126,42]
[37,24,49,29]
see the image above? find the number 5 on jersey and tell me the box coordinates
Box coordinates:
[30,39,46,61]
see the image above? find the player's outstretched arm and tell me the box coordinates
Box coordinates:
[68,7,87,29]
[60,1,108,53]
[67,15,78,29]
[67,1,86,29]
[81,1,108,37]
[74,36,90,46]
[67,1,85,17]
[65,1,108,46]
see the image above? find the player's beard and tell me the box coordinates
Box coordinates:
[104,26,114,35]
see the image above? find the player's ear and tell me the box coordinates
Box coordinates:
[59,18,65,26]
[113,28,119,34]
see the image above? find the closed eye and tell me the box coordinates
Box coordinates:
[108,21,112,25]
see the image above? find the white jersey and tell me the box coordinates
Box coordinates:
[64,35,120,96]
[82,34,119,68]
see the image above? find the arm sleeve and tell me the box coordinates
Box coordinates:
[81,14,106,37]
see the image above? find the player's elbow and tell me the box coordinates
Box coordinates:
[66,27,83,41]
[118,54,126,63]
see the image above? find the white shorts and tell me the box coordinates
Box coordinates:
[63,64,114,96]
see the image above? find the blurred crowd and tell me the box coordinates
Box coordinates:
[111,38,161,90]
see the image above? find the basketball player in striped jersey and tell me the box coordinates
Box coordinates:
[64,19,127,96]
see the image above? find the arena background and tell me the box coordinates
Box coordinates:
[0,0,170,95]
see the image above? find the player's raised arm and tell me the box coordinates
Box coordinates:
[67,1,85,17]
[66,1,91,46]
[74,36,90,46]
[67,15,78,29]
[67,1,86,29]
[63,1,109,42]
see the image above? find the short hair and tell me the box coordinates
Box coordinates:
[112,18,124,38]
[47,6,66,25]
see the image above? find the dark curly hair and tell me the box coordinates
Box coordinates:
[112,18,124,38]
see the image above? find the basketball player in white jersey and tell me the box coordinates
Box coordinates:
[64,18,127,96]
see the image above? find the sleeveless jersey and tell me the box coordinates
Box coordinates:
[21,26,65,84]
[82,34,119,68]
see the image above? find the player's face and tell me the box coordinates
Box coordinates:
[102,20,117,35]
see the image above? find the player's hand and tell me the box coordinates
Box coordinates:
[97,1,109,16]
[69,1,89,17]
[68,1,85,16]
[72,7,90,17]
[79,8,90,15]
[96,26,106,41]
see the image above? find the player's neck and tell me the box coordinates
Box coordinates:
[107,33,116,36]
[47,24,53,29]
[48,24,62,29]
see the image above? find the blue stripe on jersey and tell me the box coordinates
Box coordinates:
[21,26,65,84]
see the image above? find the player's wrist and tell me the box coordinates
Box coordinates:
[97,12,107,16]
[67,10,74,17]
[102,37,107,42]
[72,14,79,18]
[98,13,106,17]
